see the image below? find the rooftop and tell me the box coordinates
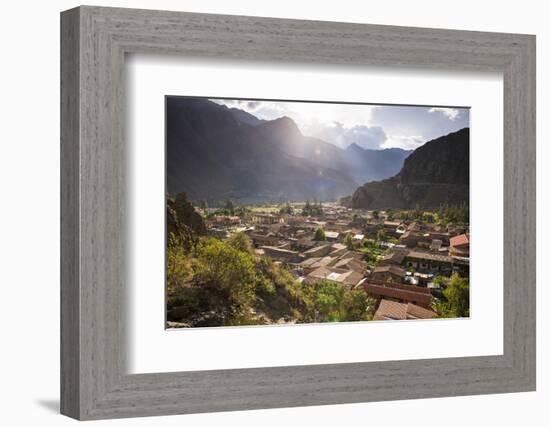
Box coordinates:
[406,250,454,263]
[450,234,469,247]
[374,300,437,320]
[373,265,406,277]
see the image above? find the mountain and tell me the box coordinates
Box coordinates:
[166,98,411,205]
[348,128,469,209]
[255,117,411,185]
[225,104,266,126]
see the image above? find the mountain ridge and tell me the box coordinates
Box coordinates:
[166,98,415,204]
[347,127,469,209]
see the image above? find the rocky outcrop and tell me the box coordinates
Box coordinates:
[350,128,469,209]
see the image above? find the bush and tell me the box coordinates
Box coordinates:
[432,273,470,318]
[167,233,379,326]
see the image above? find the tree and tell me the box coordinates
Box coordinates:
[372,210,379,219]
[433,273,470,318]
[279,202,293,215]
[423,212,435,223]
[314,227,326,241]
[234,205,249,218]
[344,233,354,250]
[166,232,195,297]
[339,290,377,321]
[224,199,235,215]
[302,199,323,216]
[170,192,206,236]
[306,280,376,323]
[302,200,312,216]
[192,238,258,324]
[376,228,386,242]
[315,201,324,216]
[313,280,344,321]
[227,232,253,255]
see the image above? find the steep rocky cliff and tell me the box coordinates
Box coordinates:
[349,128,469,209]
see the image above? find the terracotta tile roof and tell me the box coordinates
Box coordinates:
[380,251,407,265]
[374,299,437,320]
[374,300,408,320]
[372,265,406,277]
[406,303,437,319]
[363,281,432,307]
[406,250,454,263]
[306,267,365,287]
[332,257,366,272]
[450,234,469,247]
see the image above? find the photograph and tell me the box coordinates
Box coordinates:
[165,96,470,328]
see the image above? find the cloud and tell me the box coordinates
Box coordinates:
[382,135,425,150]
[428,107,461,121]
[247,101,261,109]
[306,121,387,150]
[211,98,466,150]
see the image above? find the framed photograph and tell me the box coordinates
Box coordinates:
[61,6,536,420]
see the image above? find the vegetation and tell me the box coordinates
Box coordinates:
[344,233,355,250]
[304,280,377,322]
[436,202,469,224]
[389,202,468,225]
[358,239,384,267]
[314,227,326,241]
[166,195,469,327]
[167,231,377,326]
[279,202,293,215]
[224,199,235,215]
[302,200,323,217]
[432,273,470,318]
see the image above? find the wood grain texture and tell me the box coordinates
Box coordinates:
[60,7,80,419]
[60,6,536,420]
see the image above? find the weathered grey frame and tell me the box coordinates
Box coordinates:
[60,5,536,421]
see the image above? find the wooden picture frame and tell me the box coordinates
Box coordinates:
[60,5,536,420]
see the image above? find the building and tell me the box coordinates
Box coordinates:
[303,244,333,258]
[378,249,408,266]
[373,299,437,320]
[324,231,340,241]
[404,250,454,274]
[299,256,336,275]
[306,266,365,288]
[429,239,443,251]
[259,246,302,263]
[211,215,241,226]
[450,233,470,257]
[330,256,367,274]
[370,265,406,283]
[398,231,421,248]
[250,213,282,225]
[362,280,433,307]
[248,232,280,247]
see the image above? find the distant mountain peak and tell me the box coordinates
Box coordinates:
[346,142,364,152]
[272,115,299,128]
[227,107,265,126]
[258,115,302,137]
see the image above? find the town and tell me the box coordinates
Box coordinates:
[192,200,470,322]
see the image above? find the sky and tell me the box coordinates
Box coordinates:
[212,98,469,151]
